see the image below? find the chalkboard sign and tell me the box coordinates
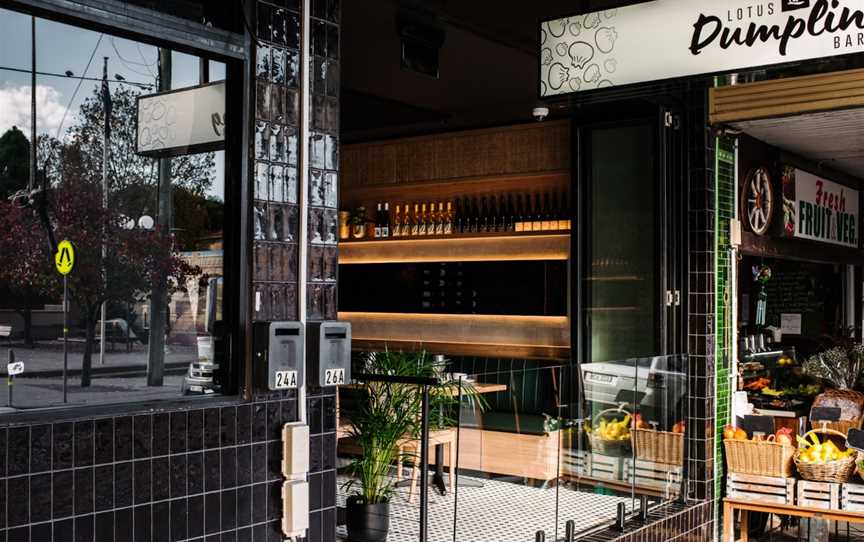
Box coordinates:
[810,406,842,422]
[737,415,775,437]
[847,428,864,452]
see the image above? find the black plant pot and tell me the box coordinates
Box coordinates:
[346,495,390,542]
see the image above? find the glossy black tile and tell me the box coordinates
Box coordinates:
[74,467,94,515]
[95,511,113,542]
[8,428,29,477]
[308,472,322,511]
[251,404,267,442]
[236,406,251,445]
[187,452,204,495]
[74,514,93,542]
[134,460,151,504]
[251,444,266,484]
[31,522,51,542]
[188,410,204,452]
[188,495,204,538]
[221,489,236,531]
[95,464,113,512]
[152,413,170,457]
[236,486,251,528]
[265,402,280,441]
[114,417,133,462]
[152,456,170,501]
[204,408,221,449]
[114,461,133,508]
[251,484,266,524]
[29,426,50,474]
[52,470,73,519]
[170,454,187,499]
[170,411,187,454]
[54,518,73,542]
[74,421,94,467]
[237,526,252,542]
[7,526,27,542]
[8,476,29,527]
[204,492,220,535]
[133,415,152,459]
[221,407,237,447]
[153,500,170,542]
[115,507,133,542]
[170,498,187,542]
[236,446,251,487]
[322,469,335,508]
[94,418,113,465]
[29,474,51,524]
[204,450,220,492]
[134,505,151,542]
[221,448,237,489]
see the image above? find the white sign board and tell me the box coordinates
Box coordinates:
[541,0,864,96]
[136,81,225,157]
[7,362,24,376]
[783,168,859,248]
[780,313,802,335]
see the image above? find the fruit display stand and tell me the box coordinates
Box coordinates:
[726,473,795,505]
[633,428,683,465]
[841,483,864,511]
[589,453,625,482]
[624,459,682,496]
[588,407,632,456]
[796,480,841,509]
[793,428,857,483]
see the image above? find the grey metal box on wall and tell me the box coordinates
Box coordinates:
[306,321,351,387]
[253,321,305,390]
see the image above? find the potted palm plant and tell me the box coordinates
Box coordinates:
[342,350,486,542]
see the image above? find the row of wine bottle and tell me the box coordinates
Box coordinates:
[372,192,571,238]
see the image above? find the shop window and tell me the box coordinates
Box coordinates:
[0,7,234,410]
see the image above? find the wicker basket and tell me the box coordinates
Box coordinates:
[634,428,684,465]
[724,436,795,477]
[588,407,632,456]
[810,417,864,436]
[794,428,858,483]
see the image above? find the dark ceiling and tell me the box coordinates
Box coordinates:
[340,0,628,142]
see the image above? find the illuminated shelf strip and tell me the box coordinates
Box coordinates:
[338,234,570,264]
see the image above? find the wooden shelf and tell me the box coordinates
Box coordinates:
[339,312,570,360]
[339,233,570,264]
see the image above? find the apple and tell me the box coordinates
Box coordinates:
[632,413,649,429]
[672,421,686,434]
[723,425,736,440]
[734,428,748,440]
[775,427,794,446]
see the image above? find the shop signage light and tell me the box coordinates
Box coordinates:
[541,0,864,96]
[782,167,859,248]
[136,81,226,157]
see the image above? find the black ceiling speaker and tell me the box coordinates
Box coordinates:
[397,11,446,79]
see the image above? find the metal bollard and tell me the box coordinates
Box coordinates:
[565,520,576,542]
[639,495,649,522]
[535,530,545,542]
[615,502,627,531]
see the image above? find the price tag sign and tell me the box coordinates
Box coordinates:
[7,362,23,376]
[848,428,864,452]
[273,370,298,389]
[324,368,345,386]
[737,415,775,437]
[811,406,842,422]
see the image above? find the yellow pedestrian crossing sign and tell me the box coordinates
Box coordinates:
[55,240,75,275]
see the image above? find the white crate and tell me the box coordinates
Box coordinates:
[727,473,795,505]
[797,480,840,510]
[626,459,683,495]
[842,483,864,511]
[589,453,624,481]
[561,449,590,478]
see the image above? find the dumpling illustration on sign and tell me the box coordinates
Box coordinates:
[595,27,618,53]
[568,42,595,69]
[548,62,570,90]
[583,63,601,83]
[583,12,601,29]
[556,42,569,58]
[542,48,553,65]
[547,18,567,38]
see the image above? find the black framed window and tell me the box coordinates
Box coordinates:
[0,6,242,410]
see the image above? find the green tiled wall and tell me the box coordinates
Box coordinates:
[714,138,736,499]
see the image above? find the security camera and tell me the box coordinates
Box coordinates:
[532,106,549,122]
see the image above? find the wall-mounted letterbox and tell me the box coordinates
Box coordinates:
[307,321,351,387]
[253,321,304,391]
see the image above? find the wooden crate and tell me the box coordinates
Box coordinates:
[797,480,840,510]
[590,453,625,481]
[727,473,795,505]
[561,449,590,477]
[842,483,864,512]
[626,459,683,495]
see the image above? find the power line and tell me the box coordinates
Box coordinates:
[110,37,157,81]
[55,33,103,139]
[0,64,153,89]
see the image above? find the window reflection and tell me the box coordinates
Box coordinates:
[0,7,228,409]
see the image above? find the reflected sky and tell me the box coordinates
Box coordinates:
[0,7,226,199]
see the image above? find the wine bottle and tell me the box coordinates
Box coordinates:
[411,204,421,236]
[542,193,552,231]
[505,194,515,232]
[533,193,543,231]
[382,202,390,237]
[563,191,572,230]
[480,196,489,233]
[434,202,443,235]
[490,195,500,232]
[444,201,454,235]
[515,194,525,233]
[393,204,402,237]
[420,203,430,235]
[468,197,478,234]
[374,203,383,237]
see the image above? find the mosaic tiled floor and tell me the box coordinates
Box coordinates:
[336,475,632,542]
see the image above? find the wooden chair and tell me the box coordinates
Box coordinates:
[396,427,457,504]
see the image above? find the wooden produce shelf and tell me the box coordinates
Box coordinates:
[339,233,570,264]
[338,312,570,360]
